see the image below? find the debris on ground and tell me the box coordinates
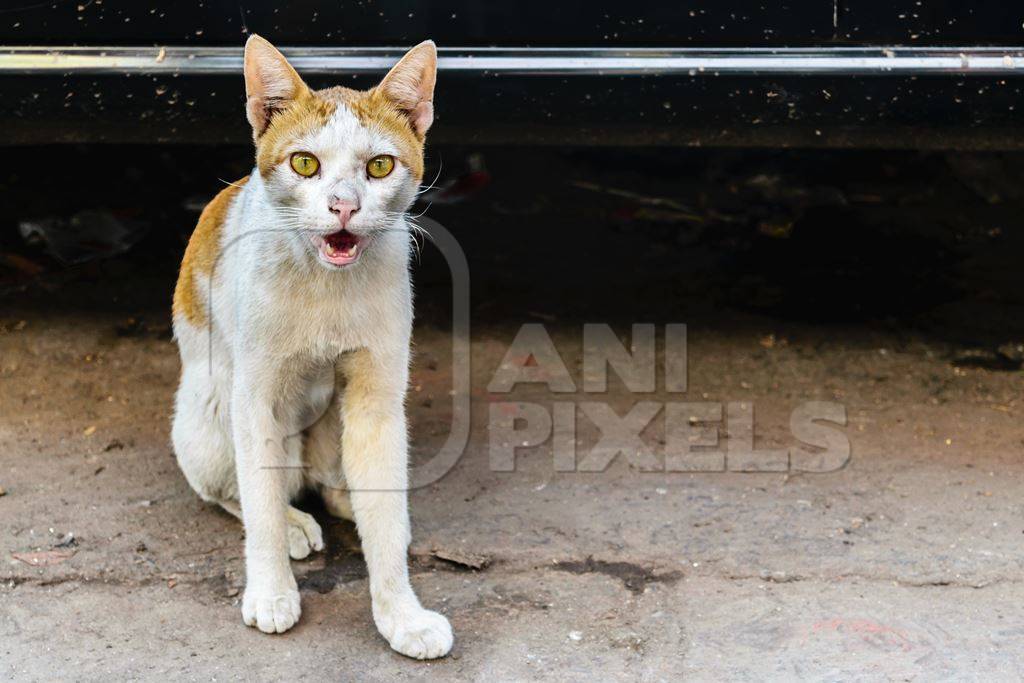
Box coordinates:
[951,348,1023,371]
[756,218,794,239]
[743,172,847,209]
[115,316,146,337]
[53,532,77,548]
[0,252,45,276]
[759,569,799,583]
[11,549,76,566]
[997,342,1024,363]
[114,316,172,340]
[611,206,704,228]
[18,210,149,265]
[428,547,492,570]
[570,180,696,213]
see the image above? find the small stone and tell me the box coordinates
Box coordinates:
[54,532,77,548]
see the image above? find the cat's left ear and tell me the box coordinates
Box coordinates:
[378,40,437,138]
[243,34,310,139]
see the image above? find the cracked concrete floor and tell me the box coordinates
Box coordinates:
[4,148,1024,680]
[3,312,1024,681]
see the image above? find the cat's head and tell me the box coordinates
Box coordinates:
[243,35,436,269]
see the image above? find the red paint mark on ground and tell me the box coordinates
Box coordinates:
[805,618,914,653]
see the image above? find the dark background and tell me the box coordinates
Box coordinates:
[4,144,1024,367]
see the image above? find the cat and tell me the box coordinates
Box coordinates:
[170,34,452,659]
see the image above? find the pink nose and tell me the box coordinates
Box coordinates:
[328,199,359,228]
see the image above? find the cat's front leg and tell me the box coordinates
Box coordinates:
[231,362,301,634]
[341,348,453,659]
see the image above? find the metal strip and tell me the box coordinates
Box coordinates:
[1,46,1024,76]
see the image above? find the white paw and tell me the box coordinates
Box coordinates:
[376,604,453,659]
[286,507,324,560]
[242,584,301,634]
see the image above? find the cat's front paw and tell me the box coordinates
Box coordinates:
[375,602,453,659]
[286,506,324,560]
[242,583,301,634]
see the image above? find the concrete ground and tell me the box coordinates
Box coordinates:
[3,148,1024,680]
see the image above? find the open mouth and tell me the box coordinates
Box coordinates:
[315,229,361,267]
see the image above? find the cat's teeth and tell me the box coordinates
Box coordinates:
[324,241,358,259]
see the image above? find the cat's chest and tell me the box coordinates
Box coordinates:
[250,273,409,358]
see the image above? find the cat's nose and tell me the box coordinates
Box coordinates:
[328,199,359,228]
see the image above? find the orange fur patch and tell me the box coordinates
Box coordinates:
[173,177,248,326]
[255,91,336,178]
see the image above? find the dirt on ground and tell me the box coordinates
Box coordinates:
[2,148,1024,680]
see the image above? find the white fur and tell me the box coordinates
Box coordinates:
[171,94,451,656]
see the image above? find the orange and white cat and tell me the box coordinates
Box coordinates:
[170,35,452,659]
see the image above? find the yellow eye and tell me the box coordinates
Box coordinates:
[366,154,395,179]
[290,152,320,177]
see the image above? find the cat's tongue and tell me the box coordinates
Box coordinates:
[320,229,360,266]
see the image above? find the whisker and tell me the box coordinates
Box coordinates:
[407,201,434,221]
[415,159,444,197]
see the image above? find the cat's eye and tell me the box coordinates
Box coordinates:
[366,154,395,179]
[290,152,320,177]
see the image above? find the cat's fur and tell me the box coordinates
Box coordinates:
[170,35,452,659]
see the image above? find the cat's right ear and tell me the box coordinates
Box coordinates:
[243,35,309,139]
